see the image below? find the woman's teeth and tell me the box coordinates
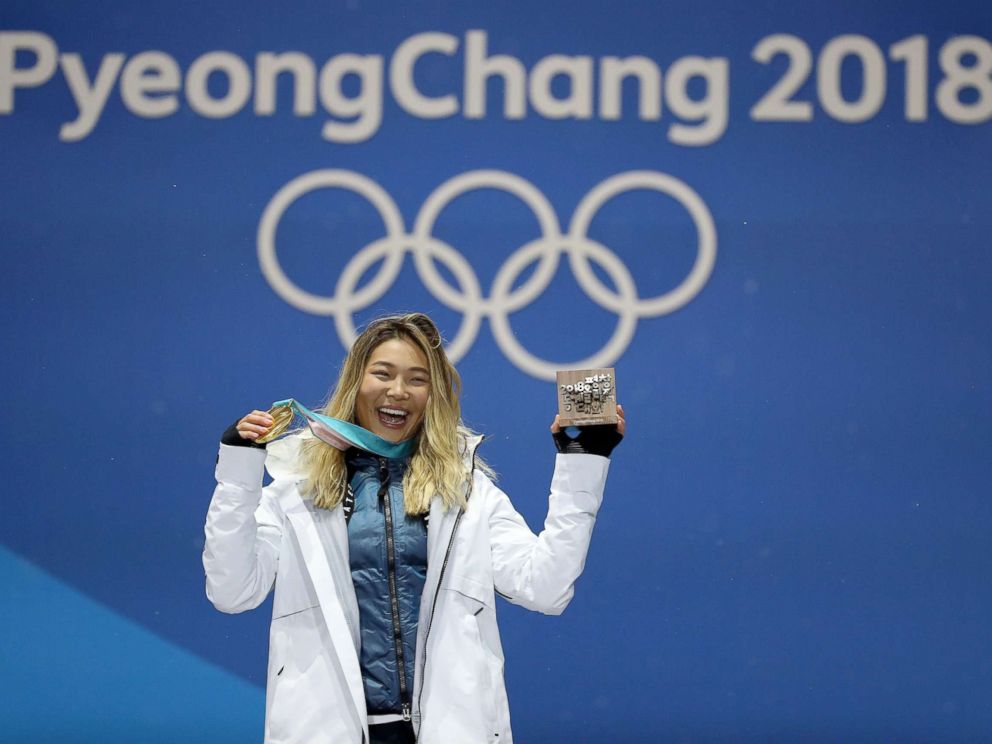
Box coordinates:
[378,408,408,426]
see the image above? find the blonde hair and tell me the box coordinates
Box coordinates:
[301,312,486,515]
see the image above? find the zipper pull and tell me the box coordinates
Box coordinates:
[378,457,389,501]
[402,702,411,722]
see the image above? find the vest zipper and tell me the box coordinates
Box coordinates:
[379,457,412,722]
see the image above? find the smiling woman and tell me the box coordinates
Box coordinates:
[203,312,625,744]
[355,339,430,443]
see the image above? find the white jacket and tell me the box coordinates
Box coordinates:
[203,433,609,743]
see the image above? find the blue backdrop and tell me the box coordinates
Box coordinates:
[2,1,990,741]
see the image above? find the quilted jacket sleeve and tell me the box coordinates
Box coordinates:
[202,443,283,614]
[484,453,610,615]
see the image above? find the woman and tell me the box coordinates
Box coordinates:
[203,313,624,744]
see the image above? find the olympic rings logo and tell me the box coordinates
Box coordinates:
[258,169,716,380]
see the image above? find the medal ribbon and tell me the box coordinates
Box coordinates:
[265,398,416,459]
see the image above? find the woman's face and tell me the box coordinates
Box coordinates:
[354,337,431,442]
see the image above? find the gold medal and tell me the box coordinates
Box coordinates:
[255,403,295,444]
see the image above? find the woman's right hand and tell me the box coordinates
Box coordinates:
[236,410,274,441]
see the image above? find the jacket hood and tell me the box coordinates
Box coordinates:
[264,429,311,481]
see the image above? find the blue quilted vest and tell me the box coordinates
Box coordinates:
[345,450,428,716]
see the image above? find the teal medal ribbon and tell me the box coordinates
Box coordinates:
[262,399,415,459]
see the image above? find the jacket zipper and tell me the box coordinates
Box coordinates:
[414,444,479,735]
[379,457,412,722]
